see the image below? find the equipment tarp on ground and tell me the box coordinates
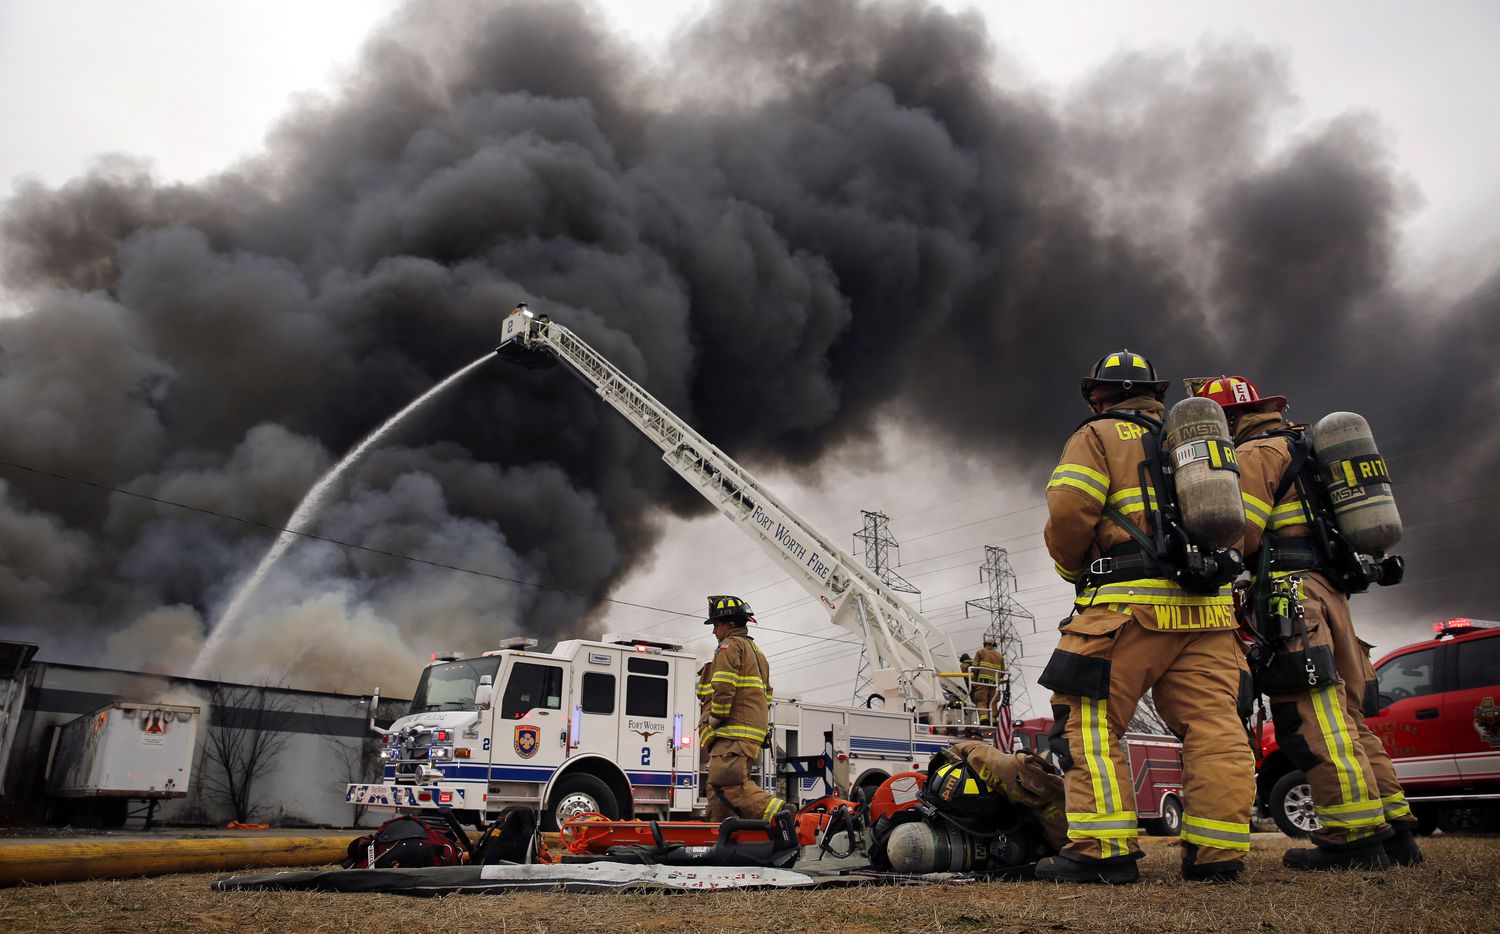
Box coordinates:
[211,861,971,895]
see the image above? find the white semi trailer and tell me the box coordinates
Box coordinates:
[45,701,200,825]
[346,307,1005,829]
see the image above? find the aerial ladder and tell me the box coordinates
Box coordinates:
[496,305,982,725]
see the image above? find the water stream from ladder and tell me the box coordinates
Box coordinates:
[190,353,493,678]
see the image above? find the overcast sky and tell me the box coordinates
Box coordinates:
[2,0,1496,711]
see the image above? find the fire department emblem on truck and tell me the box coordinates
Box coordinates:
[514,725,541,759]
[1475,697,1500,748]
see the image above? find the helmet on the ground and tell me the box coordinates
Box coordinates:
[931,762,989,802]
[1193,375,1287,413]
[1080,350,1169,402]
[705,595,753,625]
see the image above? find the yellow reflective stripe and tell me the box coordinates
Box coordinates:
[1076,699,1133,856]
[711,672,767,688]
[708,703,732,716]
[1078,578,1234,606]
[1241,492,1271,530]
[1055,561,1082,583]
[1066,810,1139,838]
[1181,814,1252,851]
[761,797,786,821]
[713,724,768,742]
[1382,792,1412,819]
[1310,686,1372,804]
[1106,486,1159,516]
[1269,501,1310,530]
[1048,472,1108,506]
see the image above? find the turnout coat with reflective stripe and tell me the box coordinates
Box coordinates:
[1045,398,1234,627]
[1232,410,1314,560]
[705,629,772,751]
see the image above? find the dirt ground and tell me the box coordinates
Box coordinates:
[1,833,1496,934]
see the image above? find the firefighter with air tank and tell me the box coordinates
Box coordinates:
[701,595,789,824]
[970,635,1006,725]
[1037,350,1255,884]
[1194,375,1417,870]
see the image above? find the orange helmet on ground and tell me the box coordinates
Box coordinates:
[1194,375,1287,412]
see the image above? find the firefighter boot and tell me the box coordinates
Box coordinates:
[1382,829,1423,867]
[1282,840,1391,872]
[1034,853,1139,885]
[1181,842,1243,883]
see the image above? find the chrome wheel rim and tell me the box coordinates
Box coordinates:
[1285,782,1321,833]
[556,791,601,823]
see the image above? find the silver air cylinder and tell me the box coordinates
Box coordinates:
[1310,412,1402,554]
[885,821,976,873]
[1164,397,1246,549]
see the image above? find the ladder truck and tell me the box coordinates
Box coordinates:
[346,306,1004,829]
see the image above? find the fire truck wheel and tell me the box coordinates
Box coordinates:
[544,773,620,831]
[1269,770,1320,838]
[1435,804,1500,835]
[1145,794,1182,836]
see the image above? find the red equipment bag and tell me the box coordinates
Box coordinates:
[342,815,469,869]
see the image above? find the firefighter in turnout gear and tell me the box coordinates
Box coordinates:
[1196,375,1419,870]
[702,596,786,823]
[971,636,1006,725]
[1036,351,1254,885]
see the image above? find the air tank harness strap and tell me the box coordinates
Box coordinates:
[1076,505,1164,602]
[1171,437,1241,476]
[1075,540,1159,595]
[1264,538,1321,574]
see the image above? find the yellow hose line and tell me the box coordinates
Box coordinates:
[0,835,350,886]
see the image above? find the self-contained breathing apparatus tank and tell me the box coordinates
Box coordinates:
[1309,412,1402,556]
[1271,412,1405,594]
[1164,397,1247,549]
[1090,402,1245,594]
[873,753,1059,875]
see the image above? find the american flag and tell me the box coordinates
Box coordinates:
[995,701,1014,751]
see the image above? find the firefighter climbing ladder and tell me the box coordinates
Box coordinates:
[496,308,966,722]
[964,545,1036,723]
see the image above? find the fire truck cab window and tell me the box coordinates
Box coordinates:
[626,675,668,718]
[501,663,563,719]
[1456,637,1500,692]
[1377,648,1437,702]
[581,673,616,715]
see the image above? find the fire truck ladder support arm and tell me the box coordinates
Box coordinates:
[496,310,963,718]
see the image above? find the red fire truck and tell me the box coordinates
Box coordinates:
[1256,618,1500,836]
[1013,717,1185,835]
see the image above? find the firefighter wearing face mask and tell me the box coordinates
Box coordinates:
[1035,351,1254,885]
[702,595,787,824]
[1195,375,1419,871]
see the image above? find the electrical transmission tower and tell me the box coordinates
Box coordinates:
[964,545,1037,720]
[850,510,918,706]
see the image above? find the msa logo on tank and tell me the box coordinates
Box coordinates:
[1476,697,1500,748]
[514,725,541,759]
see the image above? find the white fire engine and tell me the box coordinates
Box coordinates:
[347,307,998,828]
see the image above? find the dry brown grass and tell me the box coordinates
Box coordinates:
[1,834,1497,934]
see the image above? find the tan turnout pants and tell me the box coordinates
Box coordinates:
[1042,607,1255,866]
[1263,573,1411,849]
[705,738,785,823]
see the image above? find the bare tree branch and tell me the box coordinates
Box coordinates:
[199,682,296,823]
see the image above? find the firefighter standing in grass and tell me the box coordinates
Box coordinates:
[970,635,1006,725]
[1196,375,1419,870]
[702,595,787,823]
[1036,350,1254,884]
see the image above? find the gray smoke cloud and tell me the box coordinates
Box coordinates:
[0,0,1493,690]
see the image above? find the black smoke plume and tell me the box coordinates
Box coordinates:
[0,0,1493,689]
